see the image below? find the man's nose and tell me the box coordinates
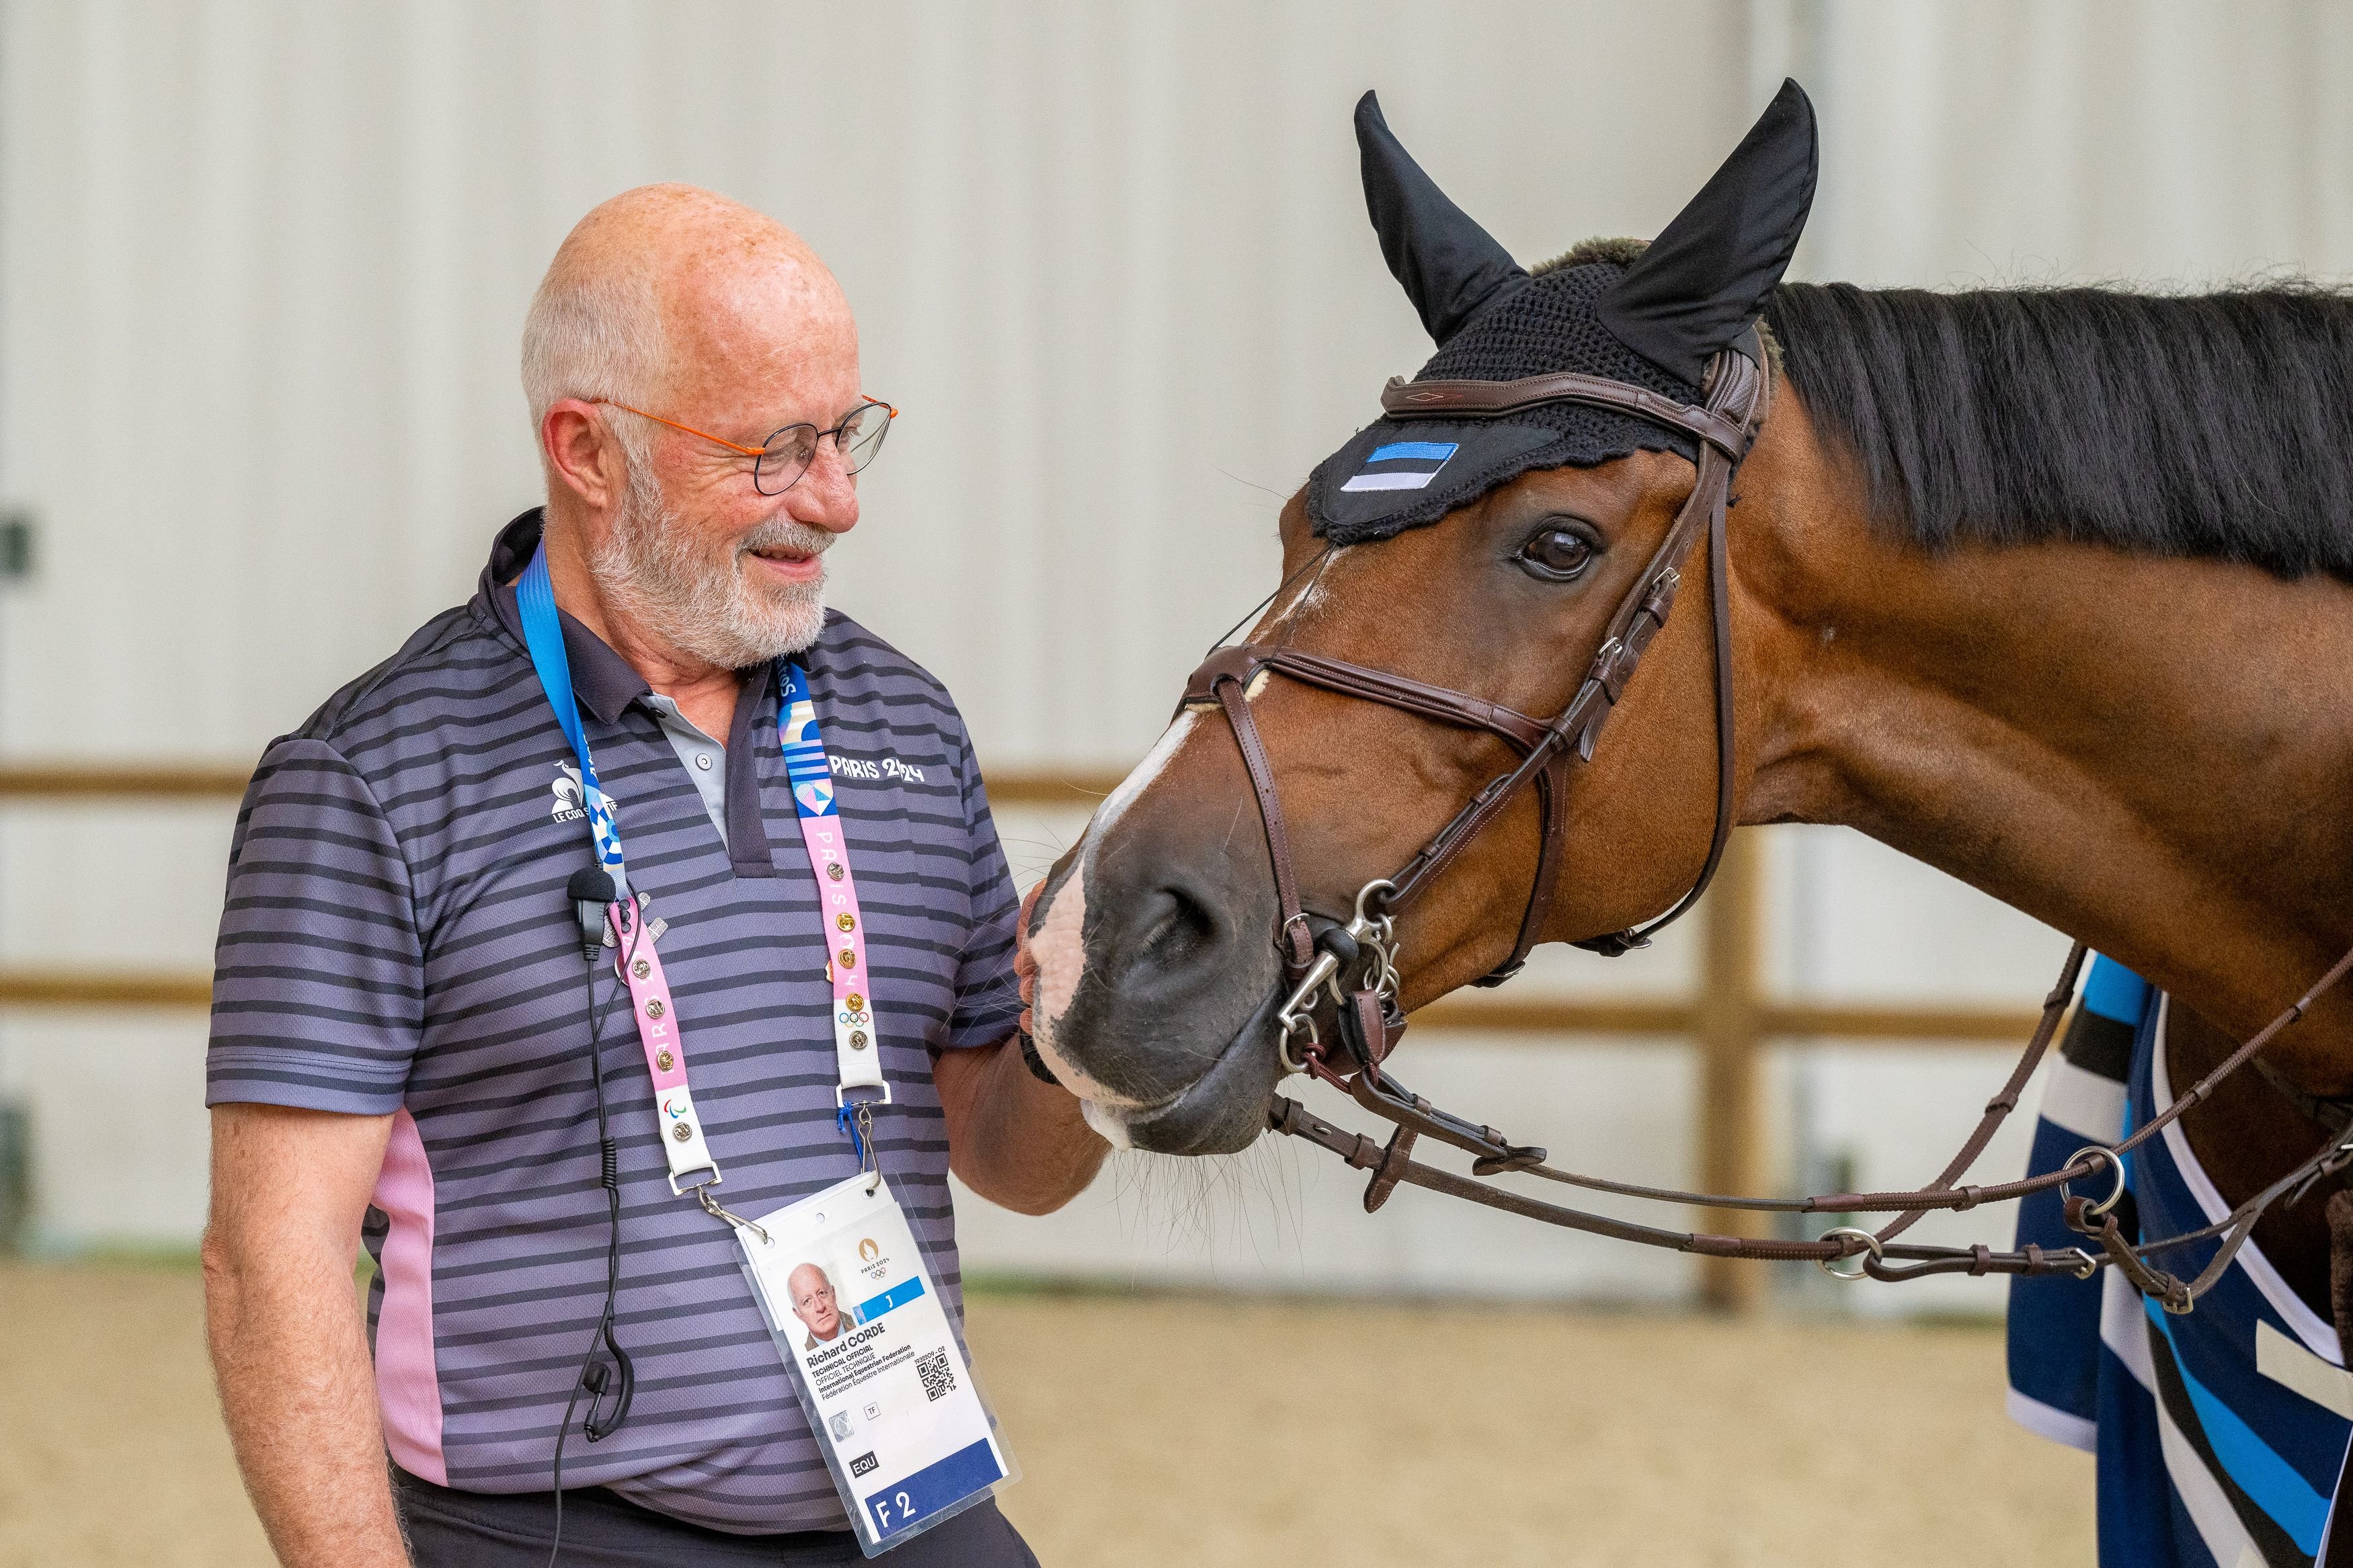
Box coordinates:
[786,440,860,532]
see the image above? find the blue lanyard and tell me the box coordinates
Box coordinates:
[518,542,844,873]
[518,543,631,900]
[515,540,891,1132]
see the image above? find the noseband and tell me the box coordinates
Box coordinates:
[1168,346,2353,1303]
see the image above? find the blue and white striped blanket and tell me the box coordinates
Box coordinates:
[2008,956,2353,1566]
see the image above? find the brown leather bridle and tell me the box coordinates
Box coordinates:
[1173,344,2353,1301]
[1183,348,1763,985]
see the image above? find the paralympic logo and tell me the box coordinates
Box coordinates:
[662,1093,690,1121]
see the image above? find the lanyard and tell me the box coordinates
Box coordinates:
[516,542,887,1206]
[780,663,891,1110]
[516,549,630,901]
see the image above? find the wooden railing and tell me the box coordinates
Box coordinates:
[0,763,2049,1310]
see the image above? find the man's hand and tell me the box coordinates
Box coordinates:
[934,882,1107,1214]
[203,1103,410,1568]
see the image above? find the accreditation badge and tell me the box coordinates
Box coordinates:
[738,1173,1016,1555]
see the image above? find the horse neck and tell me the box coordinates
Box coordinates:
[1734,410,2353,1086]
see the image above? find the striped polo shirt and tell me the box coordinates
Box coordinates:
[205,509,1023,1534]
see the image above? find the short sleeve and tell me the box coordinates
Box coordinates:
[205,737,425,1114]
[943,727,1023,1050]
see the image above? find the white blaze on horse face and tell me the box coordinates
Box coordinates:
[1257,544,1347,636]
[1025,709,1204,1115]
[1086,707,1199,841]
[1027,876,1142,1106]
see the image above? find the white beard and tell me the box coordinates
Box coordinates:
[589,456,831,667]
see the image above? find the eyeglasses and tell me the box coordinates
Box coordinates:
[596,397,897,495]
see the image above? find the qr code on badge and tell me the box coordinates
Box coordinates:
[917,1349,956,1402]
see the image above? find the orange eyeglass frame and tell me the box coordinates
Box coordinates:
[594,396,897,462]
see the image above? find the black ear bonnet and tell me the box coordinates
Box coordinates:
[1308,82,1817,546]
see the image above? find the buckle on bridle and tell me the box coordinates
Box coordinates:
[1277,910,1315,964]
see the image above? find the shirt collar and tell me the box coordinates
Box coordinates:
[481,507,653,725]
[481,507,825,880]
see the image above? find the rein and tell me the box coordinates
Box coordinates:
[1176,346,2353,1308]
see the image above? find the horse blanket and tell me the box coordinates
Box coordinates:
[2008,956,2353,1566]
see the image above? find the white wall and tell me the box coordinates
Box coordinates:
[5,0,2352,1311]
[0,0,1759,766]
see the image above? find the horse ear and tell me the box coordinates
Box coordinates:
[1597,79,1819,385]
[1356,90,1529,345]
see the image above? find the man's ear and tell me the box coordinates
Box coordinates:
[541,400,626,512]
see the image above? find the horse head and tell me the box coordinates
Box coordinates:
[1027,84,1819,1155]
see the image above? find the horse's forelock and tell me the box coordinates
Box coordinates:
[1531,236,1650,276]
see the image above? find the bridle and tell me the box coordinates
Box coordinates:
[1183,347,1761,993]
[1174,343,2353,1304]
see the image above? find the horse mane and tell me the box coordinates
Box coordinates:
[1760,279,2353,580]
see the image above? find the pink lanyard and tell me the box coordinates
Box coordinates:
[586,660,889,1221]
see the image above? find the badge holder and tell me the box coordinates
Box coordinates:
[737,1165,1019,1555]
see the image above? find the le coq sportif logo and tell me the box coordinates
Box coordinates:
[550,764,587,824]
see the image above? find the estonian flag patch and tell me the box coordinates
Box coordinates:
[1340,440,1458,492]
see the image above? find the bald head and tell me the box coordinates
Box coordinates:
[524,184,871,677]
[522,183,853,431]
[787,1262,842,1342]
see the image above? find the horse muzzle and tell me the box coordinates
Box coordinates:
[1028,826,1290,1155]
[1078,986,1292,1155]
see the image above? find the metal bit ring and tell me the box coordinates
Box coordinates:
[2061,1145,2127,1218]
[1277,1014,1320,1075]
[1815,1226,1884,1282]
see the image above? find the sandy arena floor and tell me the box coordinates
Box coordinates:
[0,1262,2089,1567]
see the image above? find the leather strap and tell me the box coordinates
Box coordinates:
[1210,673,1316,979]
[1572,411,1744,956]
[2257,1056,2353,1134]
[1176,352,1769,992]
[1180,643,1270,706]
[1271,933,2353,1299]
[1268,1091,2091,1276]
[1476,756,1570,986]
[1183,346,1761,977]
[1249,648,1552,752]
[1382,371,1751,458]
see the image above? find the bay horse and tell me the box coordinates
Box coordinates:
[1022,78,2353,1555]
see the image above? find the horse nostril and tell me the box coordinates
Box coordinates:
[1130,881,1225,979]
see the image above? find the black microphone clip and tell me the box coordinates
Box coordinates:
[566,866,617,968]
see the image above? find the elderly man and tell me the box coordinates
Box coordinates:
[200,185,1103,1566]
[788,1265,844,1350]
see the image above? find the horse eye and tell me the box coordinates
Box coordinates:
[1518,528,1595,581]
